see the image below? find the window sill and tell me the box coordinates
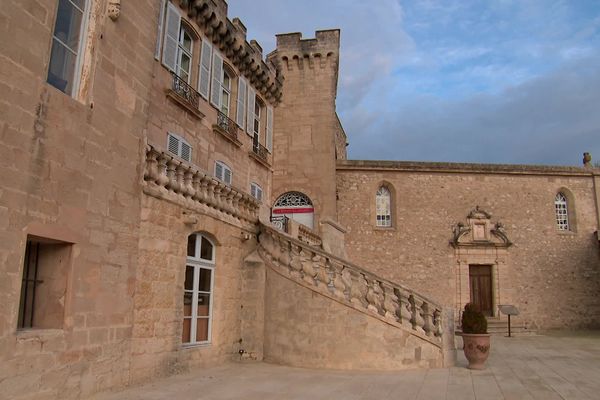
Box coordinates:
[16,328,64,340]
[213,124,243,147]
[166,89,205,119]
[557,230,577,236]
[181,342,212,349]
[374,226,396,232]
[249,151,272,170]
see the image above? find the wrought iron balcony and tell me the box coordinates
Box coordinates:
[251,141,270,166]
[215,111,241,145]
[167,74,203,118]
[270,215,289,233]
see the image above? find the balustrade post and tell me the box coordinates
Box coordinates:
[183,167,195,198]
[433,309,443,337]
[144,147,159,182]
[165,158,179,192]
[382,283,400,321]
[156,153,170,188]
[330,262,346,300]
[366,278,383,315]
[175,163,186,196]
[421,301,433,336]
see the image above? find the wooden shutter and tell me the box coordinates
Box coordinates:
[224,167,232,185]
[154,0,167,60]
[162,2,180,72]
[246,87,255,136]
[210,51,223,108]
[236,78,247,128]
[215,162,223,180]
[266,105,273,152]
[198,41,212,99]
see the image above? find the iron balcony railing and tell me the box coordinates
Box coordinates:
[172,73,200,110]
[270,215,289,233]
[216,111,239,142]
[252,139,269,164]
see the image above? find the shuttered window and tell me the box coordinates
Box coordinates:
[198,41,212,99]
[250,183,263,201]
[167,132,192,162]
[154,0,166,60]
[214,161,232,185]
[246,88,256,137]
[266,106,273,152]
[161,1,181,72]
[210,51,223,108]
[236,78,247,128]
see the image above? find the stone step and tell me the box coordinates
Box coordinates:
[486,318,534,336]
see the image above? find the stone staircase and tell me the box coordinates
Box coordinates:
[257,223,455,369]
[486,317,533,336]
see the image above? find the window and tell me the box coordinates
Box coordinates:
[177,25,193,82]
[236,78,247,129]
[221,70,231,116]
[167,133,192,162]
[250,183,263,201]
[555,192,569,231]
[18,236,71,330]
[46,0,89,96]
[183,233,215,345]
[214,161,232,185]
[198,40,212,99]
[376,186,392,227]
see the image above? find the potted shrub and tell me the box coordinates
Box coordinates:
[460,303,491,369]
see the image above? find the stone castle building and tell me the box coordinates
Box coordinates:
[0,1,599,398]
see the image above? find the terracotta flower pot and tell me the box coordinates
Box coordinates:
[461,333,491,370]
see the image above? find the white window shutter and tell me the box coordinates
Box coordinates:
[210,51,223,108]
[236,78,247,128]
[180,142,192,162]
[250,184,256,198]
[215,162,223,180]
[224,168,232,185]
[257,187,262,201]
[198,41,212,99]
[246,87,255,136]
[266,105,273,152]
[167,133,180,155]
[154,0,167,60]
[162,2,180,72]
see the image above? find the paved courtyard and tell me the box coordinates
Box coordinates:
[93,331,600,400]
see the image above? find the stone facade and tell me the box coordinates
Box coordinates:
[1,0,599,399]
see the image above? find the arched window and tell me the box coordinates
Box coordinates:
[554,192,569,231]
[376,186,392,227]
[183,233,215,345]
[272,191,314,229]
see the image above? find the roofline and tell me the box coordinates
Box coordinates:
[336,159,599,177]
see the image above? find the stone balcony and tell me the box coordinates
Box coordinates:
[143,144,259,224]
[213,111,242,146]
[166,73,205,119]
[250,141,271,168]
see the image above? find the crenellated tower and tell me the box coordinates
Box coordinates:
[268,30,345,230]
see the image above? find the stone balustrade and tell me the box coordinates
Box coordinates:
[297,224,322,247]
[258,224,444,344]
[143,144,259,223]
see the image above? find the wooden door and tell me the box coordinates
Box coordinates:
[469,265,493,316]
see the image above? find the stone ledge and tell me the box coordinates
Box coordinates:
[249,151,272,170]
[165,90,205,119]
[212,124,242,147]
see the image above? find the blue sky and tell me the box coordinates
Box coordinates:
[228,0,600,166]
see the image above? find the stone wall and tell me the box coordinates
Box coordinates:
[263,267,444,370]
[336,161,600,330]
[0,0,155,398]
[130,194,256,383]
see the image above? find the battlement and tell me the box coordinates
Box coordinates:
[275,29,340,55]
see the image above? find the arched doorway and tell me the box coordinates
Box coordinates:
[272,191,314,229]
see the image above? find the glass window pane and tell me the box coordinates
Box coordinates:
[70,0,86,11]
[47,40,77,95]
[182,318,191,343]
[197,294,210,316]
[196,318,209,342]
[200,237,213,260]
[184,266,194,291]
[55,0,83,51]
[198,268,212,292]
[187,235,196,258]
[183,292,192,317]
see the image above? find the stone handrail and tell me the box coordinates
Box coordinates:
[143,144,259,223]
[297,224,322,247]
[258,224,444,345]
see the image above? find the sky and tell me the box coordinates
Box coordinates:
[228,0,600,166]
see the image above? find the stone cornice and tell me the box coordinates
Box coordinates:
[337,160,598,177]
[177,0,283,105]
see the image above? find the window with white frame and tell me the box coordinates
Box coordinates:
[214,161,232,185]
[167,133,192,162]
[46,0,90,96]
[554,192,569,231]
[250,183,263,201]
[183,233,215,345]
[177,24,193,83]
[221,70,231,116]
[376,186,392,227]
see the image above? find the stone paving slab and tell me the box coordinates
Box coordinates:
[92,331,600,400]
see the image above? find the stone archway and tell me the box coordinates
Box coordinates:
[272,191,315,229]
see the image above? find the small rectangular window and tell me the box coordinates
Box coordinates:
[214,161,232,185]
[18,236,71,330]
[250,182,263,201]
[166,132,192,162]
[47,0,89,96]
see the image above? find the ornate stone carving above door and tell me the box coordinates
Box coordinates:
[450,206,512,248]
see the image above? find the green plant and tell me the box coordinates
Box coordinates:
[461,303,488,334]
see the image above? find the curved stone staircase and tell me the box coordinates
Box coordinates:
[257,223,454,369]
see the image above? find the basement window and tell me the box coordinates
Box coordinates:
[17,236,71,330]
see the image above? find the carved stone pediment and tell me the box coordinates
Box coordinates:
[450,206,512,248]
